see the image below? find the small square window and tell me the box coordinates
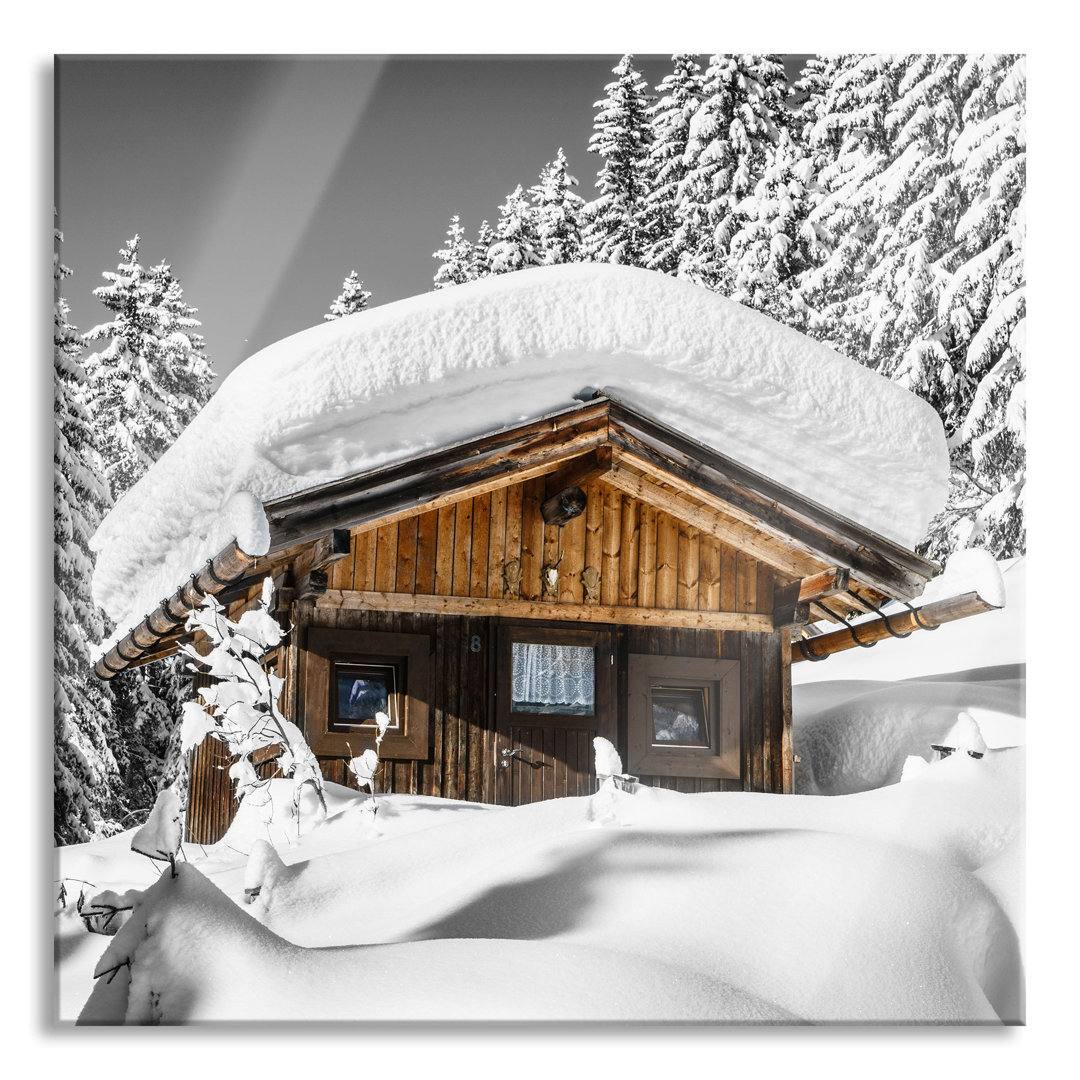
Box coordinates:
[304,628,431,760]
[627,654,740,779]
[651,686,710,747]
[331,662,401,732]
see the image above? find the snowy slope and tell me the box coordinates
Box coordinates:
[90,264,948,638]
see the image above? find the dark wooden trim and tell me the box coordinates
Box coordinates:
[626,652,741,779]
[302,626,432,760]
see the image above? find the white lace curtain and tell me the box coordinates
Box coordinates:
[511,643,595,708]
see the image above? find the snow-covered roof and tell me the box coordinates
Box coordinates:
[91,264,948,637]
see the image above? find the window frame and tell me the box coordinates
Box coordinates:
[303,627,431,759]
[626,653,741,778]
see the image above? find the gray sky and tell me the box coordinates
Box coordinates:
[56,55,807,381]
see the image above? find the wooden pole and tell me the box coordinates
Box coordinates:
[790,590,999,663]
[94,539,258,680]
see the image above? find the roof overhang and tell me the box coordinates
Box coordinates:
[94,394,940,680]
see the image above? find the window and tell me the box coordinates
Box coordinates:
[627,654,740,778]
[331,660,401,732]
[304,628,431,759]
[510,641,595,715]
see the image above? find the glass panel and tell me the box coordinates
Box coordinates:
[333,663,399,730]
[651,686,710,747]
[511,642,595,715]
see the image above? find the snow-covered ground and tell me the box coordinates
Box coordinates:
[56,558,1027,1029]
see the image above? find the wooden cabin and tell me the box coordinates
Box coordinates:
[89,267,997,843]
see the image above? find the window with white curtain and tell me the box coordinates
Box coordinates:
[511,642,595,715]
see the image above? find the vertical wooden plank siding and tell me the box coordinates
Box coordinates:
[470,493,491,597]
[452,500,474,597]
[396,516,418,594]
[374,522,399,593]
[583,479,604,602]
[354,528,376,591]
[519,477,545,602]
[559,503,586,604]
[601,488,623,606]
[698,536,721,611]
[487,486,507,598]
[638,505,657,609]
[414,510,438,596]
[434,506,456,595]
[677,523,699,611]
[503,482,524,596]
[619,497,640,606]
[655,511,678,609]
[736,550,757,614]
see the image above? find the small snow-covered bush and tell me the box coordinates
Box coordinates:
[179,578,324,827]
[347,710,391,813]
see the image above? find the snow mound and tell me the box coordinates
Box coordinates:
[90,264,948,635]
[71,766,1023,1024]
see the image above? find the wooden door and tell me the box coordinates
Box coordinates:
[494,622,616,806]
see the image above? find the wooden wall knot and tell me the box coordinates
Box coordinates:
[582,565,601,602]
[503,559,522,597]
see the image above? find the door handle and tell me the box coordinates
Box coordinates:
[500,748,551,770]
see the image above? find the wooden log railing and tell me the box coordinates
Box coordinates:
[791,590,1000,664]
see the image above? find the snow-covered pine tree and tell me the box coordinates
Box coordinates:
[83,237,218,817]
[728,128,820,327]
[926,55,1026,558]
[324,270,372,319]
[54,224,124,844]
[432,215,474,288]
[149,260,214,434]
[853,55,966,380]
[489,185,541,275]
[83,237,216,500]
[675,54,790,292]
[529,149,585,265]
[470,220,495,280]
[796,55,903,361]
[642,54,704,276]
[582,54,654,266]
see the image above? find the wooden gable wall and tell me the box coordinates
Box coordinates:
[321,474,790,616]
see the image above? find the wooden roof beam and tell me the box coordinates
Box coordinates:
[791,590,1000,663]
[317,589,774,633]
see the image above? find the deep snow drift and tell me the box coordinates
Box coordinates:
[90,264,948,641]
[55,559,1024,1025]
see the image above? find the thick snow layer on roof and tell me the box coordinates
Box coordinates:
[91,264,948,633]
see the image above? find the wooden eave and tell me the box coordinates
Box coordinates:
[95,393,940,679]
[263,394,938,598]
